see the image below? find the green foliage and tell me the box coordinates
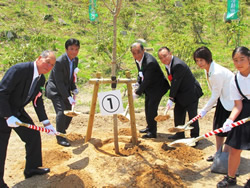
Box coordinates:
[0,0,249,99]
[1,34,56,71]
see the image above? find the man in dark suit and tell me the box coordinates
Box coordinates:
[131,43,170,138]
[46,38,80,147]
[0,51,57,188]
[158,47,203,140]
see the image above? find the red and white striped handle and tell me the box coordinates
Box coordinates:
[27,124,51,133]
[17,122,66,138]
[191,114,201,123]
[203,117,250,138]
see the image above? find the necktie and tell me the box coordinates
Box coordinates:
[70,60,74,79]
[165,67,172,81]
[25,76,40,103]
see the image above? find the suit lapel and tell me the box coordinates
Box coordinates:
[63,53,71,80]
[23,62,34,103]
[141,53,147,71]
[170,56,174,74]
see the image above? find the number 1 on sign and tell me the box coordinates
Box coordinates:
[98,90,124,115]
[107,98,113,109]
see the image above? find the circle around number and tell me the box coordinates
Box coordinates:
[102,94,120,113]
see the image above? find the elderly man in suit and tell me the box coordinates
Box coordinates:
[0,50,57,188]
[158,47,203,142]
[131,42,170,138]
[46,38,80,147]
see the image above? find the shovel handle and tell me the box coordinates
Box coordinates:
[16,122,67,138]
[203,116,250,138]
[164,107,169,115]
[187,114,201,125]
[191,117,250,144]
[71,94,77,111]
[181,114,201,129]
[124,104,129,116]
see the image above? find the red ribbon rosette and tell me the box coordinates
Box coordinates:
[168,74,173,82]
[34,92,42,107]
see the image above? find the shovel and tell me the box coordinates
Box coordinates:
[16,122,67,138]
[64,95,80,117]
[168,116,250,148]
[154,107,171,122]
[117,104,130,123]
[168,114,201,133]
[117,83,139,123]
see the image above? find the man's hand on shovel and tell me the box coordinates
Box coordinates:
[65,94,80,117]
[68,95,76,106]
[16,122,67,138]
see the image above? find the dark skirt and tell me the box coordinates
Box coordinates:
[213,98,231,137]
[225,99,250,150]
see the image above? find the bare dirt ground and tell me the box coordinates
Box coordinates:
[4,93,250,188]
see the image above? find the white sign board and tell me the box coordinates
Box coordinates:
[98,90,124,115]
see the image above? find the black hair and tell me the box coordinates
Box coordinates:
[65,38,80,49]
[232,46,250,58]
[193,46,213,64]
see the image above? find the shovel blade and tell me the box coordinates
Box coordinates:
[117,114,130,123]
[168,126,194,133]
[64,110,80,117]
[154,115,170,122]
[168,138,196,148]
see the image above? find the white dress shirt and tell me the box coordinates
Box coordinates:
[136,54,144,70]
[30,61,40,88]
[203,61,234,112]
[230,72,250,100]
[165,55,173,74]
[136,54,145,80]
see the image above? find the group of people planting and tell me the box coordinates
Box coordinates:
[0,38,249,188]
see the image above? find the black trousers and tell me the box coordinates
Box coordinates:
[0,118,42,187]
[144,93,164,135]
[174,100,200,138]
[51,96,72,136]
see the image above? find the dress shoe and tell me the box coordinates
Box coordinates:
[139,128,149,133]
[57,136,71,147]
[24,167,50,179]
[168,133,185,140]
[206,155,214,162]
[142,132,156,138]
[57,138,71,147]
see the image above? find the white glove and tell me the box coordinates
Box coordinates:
[133,92,139,99]
[222,119,233,133]
[199,109,207,118]
[6,116,22,128]
[166,99,173,110]
[68,96,76,105]
[132,83,140,90]
[45,124,57,136]
[72,88,79,95]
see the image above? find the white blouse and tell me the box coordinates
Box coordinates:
[203,62,234,112]
[230,72,250,100]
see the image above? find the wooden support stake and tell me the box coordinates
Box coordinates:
[85,73,101,143]
[85,71,137,147]
[125,71,138,145]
